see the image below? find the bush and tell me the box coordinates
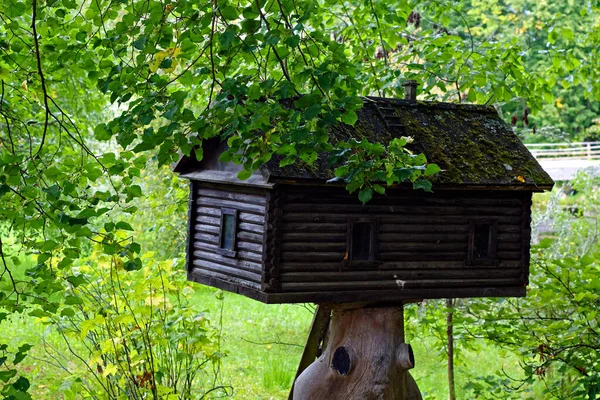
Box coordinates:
[34,247,229,399]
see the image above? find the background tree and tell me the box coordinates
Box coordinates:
[1,0,600,397]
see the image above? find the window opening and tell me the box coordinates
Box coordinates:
[468,219,497,265]
[347,219,377,262]
[218,208,238,257]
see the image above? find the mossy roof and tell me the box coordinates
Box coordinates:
[262,97,554,190]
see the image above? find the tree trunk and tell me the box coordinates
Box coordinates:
[446,298,456,400]
[293,306,422,400]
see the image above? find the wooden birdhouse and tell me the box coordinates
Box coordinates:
[174,89,553,305]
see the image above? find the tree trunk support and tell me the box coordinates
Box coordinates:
[290,304,422,400]
[288,305,332,400]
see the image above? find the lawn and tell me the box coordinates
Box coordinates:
[3,282,533,399]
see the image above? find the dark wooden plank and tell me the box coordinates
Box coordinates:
[197,187,267,205]
[197,197,265,214]
[280,278,522,292]
[497,242,522,251]
[495,251,522,260]
[281,242,346,252]
[377,252,466,262]
[189,268,261,289]
[238,231,265,244]
[184,170,271,188]
[279,260,522,272]
[282,232,347,242]
[377,225,469,234]
[281,252,346,262]
[378,242,468,252]
[283,191,525,205]
[378,261,466,270]
[193,241,263,260]
[265,287,526,304]
[196,222,264,235]
[186,181,198,273]
[283,223,347,233]
[282,204,521,216]
[379,233,468,242]
[196,224,220,235]
[193,250,263,271]
[195,260,263,283]
[239,222,264,234]
[196,210,265,225]
[196,181,270,196]
[187,271,269,302]
[279,268,522,283]
[378,216,522,226]
[496,233,521,242]
[194,232,219,245]
[284,213,521,226]
[194,235,263,254]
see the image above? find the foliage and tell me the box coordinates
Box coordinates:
[329,136,440,203]
[1,0,600,396]
[463,172,600,399]
[36,248,227,399]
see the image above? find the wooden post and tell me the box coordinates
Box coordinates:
[288,305,331,400]
[293,305,422,400]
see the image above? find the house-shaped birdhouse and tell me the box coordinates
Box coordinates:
[174,91,553,304]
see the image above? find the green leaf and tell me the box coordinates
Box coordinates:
[358,187,373,204]
[124,259,142,271]
[561,27,574,41]
[115,221,134,231]
[304,104,322,120]
[413,180,432,192]
[132,35,147,50]
[0,370,17,383]
[12,376,29,392]
[424,164,441,177]
[64,295,83,305]
[373,184,385,195]
[126,185,142,198]
[537,238,554,249]
[220,6,238,20]
[237,169,252,180]
[341,110,358,126]
[94,123,111,140]
[294,94,317,109]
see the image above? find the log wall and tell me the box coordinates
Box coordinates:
[187,182,267,293]
[276,186,532,301]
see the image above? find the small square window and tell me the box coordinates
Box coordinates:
[346,218,378,263]
[468,219,497,265]
[218,208,238,257]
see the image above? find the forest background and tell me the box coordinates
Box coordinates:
[1,0,600,398]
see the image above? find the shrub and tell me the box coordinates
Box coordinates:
[36,248,228,399]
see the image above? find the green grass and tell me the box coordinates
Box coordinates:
[3,279,541,399]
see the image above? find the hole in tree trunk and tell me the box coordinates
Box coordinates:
[331,346,351,375]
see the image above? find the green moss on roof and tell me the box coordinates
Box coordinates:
[265,97,554,188]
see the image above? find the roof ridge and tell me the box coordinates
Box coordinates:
[363,96,497,113]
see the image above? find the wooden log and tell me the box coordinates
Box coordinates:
[196,187,267,205]
[289,305,332,400]
[293,306,422,400]
[197,197,266,214]
[280,278,522,292]
[282,204,521,216]
[280,268,523,283]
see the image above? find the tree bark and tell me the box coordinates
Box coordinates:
[289,305,331,400]
[446,298,456,400]
[293,306,422,400]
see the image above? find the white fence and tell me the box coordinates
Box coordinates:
[525,142,600,160]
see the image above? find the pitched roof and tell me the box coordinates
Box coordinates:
[175,97,554,190]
